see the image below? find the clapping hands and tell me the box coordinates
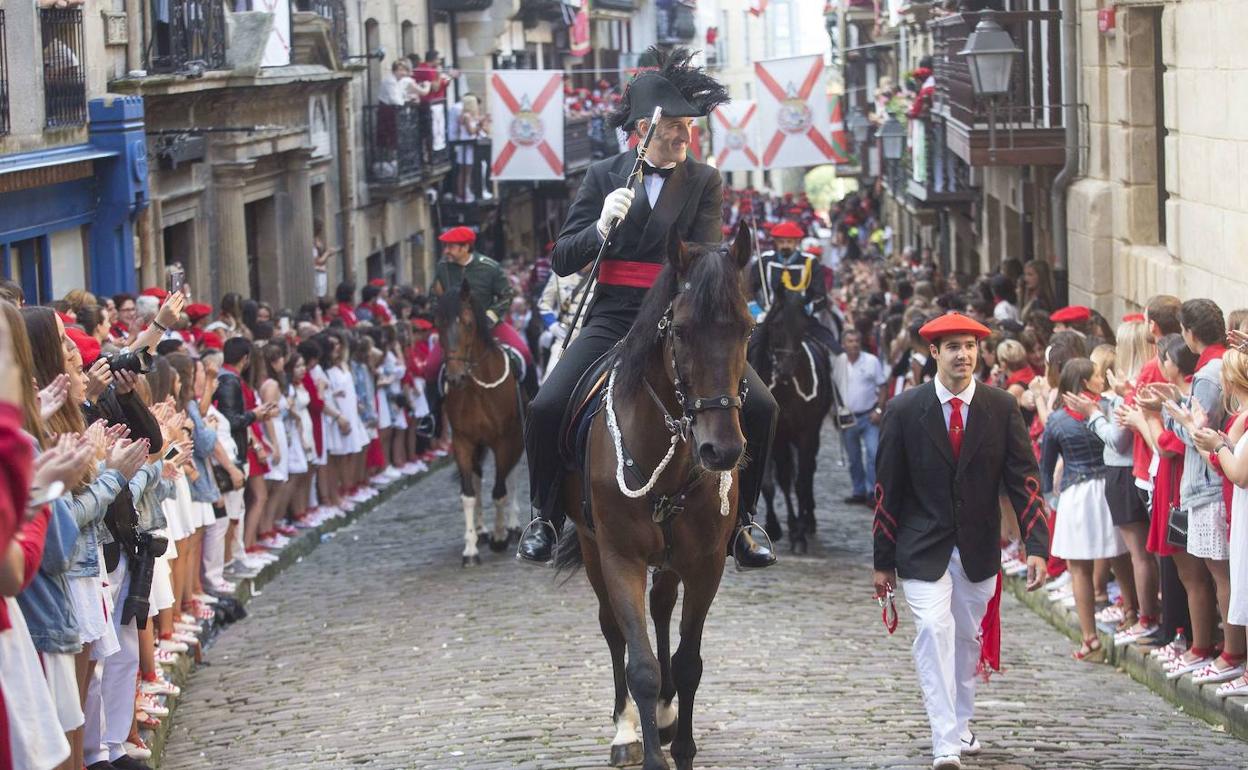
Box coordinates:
[37,374,70,421]
[1061,392,1101,419]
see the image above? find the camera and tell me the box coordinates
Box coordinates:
[105,346,154,375]
[120,531,169,628]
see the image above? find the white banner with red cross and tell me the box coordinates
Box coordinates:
[489,70,565,181]
[753,55,838,170]
[711,101,759,172]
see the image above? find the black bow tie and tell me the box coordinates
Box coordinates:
[642,163,675,179]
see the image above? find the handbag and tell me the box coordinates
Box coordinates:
[1166,503,1189,550]
[213,463,244,493]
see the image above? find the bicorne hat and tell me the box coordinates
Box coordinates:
[611,47,729,133]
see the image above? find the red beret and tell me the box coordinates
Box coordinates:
[770,221,804,239]
[1122,312,1145,323]
[65,327,101,367]
[1049,305,1091,324]
[141,286,169,300]
[918,312,991,343]
[185,303,212,322]
[806,244,823,256]
[199,331,224,351]
[412,318,433,331]
[438,226,476,244]
[369,278,386,287]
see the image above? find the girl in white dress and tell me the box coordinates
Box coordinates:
[258,342,292,544]
[1193,348,1248,693]
[324,331,364,508]
[285,351,315,523]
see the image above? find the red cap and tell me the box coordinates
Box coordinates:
[185,303,212,322]
[1049,305,1091,324]
[141,286,169,300]
[65,327,101,367]
[1122,312,1145,323]
[199,331,224,351]
[369,278,386,287]
[918,312,992,343]
[806,244,823,256]
[412,318,433,331]
[770,221,804,239]
[438,226,476,244]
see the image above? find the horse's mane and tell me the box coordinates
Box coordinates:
[434,285,495,351]
[615,245,752,394]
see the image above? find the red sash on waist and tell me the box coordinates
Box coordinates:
[598,260,662,289]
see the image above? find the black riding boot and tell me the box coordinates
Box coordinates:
[732,365,779,569]
[517,504,562,564]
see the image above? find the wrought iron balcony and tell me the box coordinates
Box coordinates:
[903,118,979,207]
[40,7,86,127]
[364,100,451,189]
[148,0,228,74]
[931,9,1065,166]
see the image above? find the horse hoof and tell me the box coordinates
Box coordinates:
[462,556,475,568]
[659,719,679,745]
[488,536,508,553]
[473,554,482,565]
[609,741,643,767]
[476,531,490,546]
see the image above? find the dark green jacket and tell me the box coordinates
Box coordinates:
[429,252,514,325]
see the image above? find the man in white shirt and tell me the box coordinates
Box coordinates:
[838,329,888,504]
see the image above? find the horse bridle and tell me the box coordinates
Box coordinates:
[651,279,749,443]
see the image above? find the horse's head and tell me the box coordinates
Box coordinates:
[618,221,755,473]
[763,289,808,382]
[435,279,494,387]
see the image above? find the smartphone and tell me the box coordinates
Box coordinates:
[164,444,180,461]
[166,264,185,295]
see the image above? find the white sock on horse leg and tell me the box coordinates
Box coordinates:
[657,699,677,730]
[461,494,479,556]
[612,699,641,746]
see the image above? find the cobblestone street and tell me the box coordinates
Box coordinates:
[162,428,1243,770]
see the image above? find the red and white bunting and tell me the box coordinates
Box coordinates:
[489,70,565,181]
[753,55,837,170]
[711,101,759,172]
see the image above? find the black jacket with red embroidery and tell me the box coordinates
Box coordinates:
[872,380,1050,583]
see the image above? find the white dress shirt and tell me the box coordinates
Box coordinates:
[933,376,976,432]
[642,160,677,207]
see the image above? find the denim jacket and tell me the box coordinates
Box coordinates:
[133,460,172,532]
[186,401,222,505]
[1165,358,1226,511]
[1087,394,1133,468]
[352,360,377,427]
[16,502,84,653]
[1041,408,1108,494]
[65,468,127,578]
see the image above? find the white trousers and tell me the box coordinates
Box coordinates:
[900,548,997,759]
[202,515,229,589]
[84,555,140,764]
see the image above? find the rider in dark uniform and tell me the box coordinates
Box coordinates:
[747,220,842,358]
[518,47,777,569]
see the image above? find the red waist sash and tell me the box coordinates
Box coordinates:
[598,260,662,289]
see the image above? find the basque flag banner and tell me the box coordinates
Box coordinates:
[711,100,760,172]
[490,70,566,181]
[753,55,838,170]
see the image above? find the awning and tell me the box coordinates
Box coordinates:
[0,145,116,177]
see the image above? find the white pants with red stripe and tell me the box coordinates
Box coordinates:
[900,548,996,759]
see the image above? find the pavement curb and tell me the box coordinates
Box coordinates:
[145,459,449,769]
[1005,572,1248,741]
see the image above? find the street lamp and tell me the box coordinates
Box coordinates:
[848,108,870,146]
[877,114,905,161]
[959,16,1021,97]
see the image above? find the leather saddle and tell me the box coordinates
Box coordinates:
[557,346,619,472]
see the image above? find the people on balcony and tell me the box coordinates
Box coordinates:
[374,59,428,178]
[447,94,491,204]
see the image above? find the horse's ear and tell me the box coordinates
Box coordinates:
[667,227,692,274]
[459,279,472,304]
[731,220,752,270]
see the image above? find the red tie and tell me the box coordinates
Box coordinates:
[948,397,964,460]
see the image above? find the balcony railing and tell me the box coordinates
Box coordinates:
[904,118,979,206]
[364,100,450,186]
[565,115,592,173]
[932,9,1065,166]
[40,7,86,128]
[0,10,9,136]
[149,0,228,74]
[297,0,348,62]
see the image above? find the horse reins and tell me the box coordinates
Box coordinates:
[445,345,511,389]
[766,340,820,403]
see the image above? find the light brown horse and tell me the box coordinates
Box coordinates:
[435,280,525,566]
[557,223,755,770]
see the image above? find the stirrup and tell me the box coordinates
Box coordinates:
[731,521,775,569]
[514,517,559,567]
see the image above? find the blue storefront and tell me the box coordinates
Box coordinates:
[0,97,149,302]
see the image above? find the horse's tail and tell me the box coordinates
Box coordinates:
[553,525,584,580]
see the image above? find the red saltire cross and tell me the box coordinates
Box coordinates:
[754,58,838,166]
[491,73,564,177]
[713,104,759,167]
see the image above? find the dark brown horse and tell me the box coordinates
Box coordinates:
[749,288,834,554]
[435,280,525,566]
[557,223,755,770]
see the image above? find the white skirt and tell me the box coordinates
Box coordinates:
[150,552,175,614]
[1229,486,1248,626]
[67,574,111,649]
[40,650,85,732]
[377,389,393,430]
[1187,498,1230,561]
[193,500,217,529]
[0,599,71,770]
[1051,476,1126,560]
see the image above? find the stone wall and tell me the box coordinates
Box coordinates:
[1067,0,1248,318]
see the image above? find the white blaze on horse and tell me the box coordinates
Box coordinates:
[556,223,755,770]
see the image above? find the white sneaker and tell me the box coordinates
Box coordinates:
[158,639,188,654]
[208,579,238,594]
[140,678,181,697]
[124,740,153,760]
[138,694,169,717]
[400,462,421,475]
[1192,661,1247,685]
[960,731,981,756]
[194,592,219,605]
[932,755,961,770]
[340,498,357,511]
[1045,571,1072,593]
[1166,654,1215,679]
[178,612,196,625]
[1095,604,1125,624]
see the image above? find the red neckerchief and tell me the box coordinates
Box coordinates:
[1063,390,1099,421]
[1005,366,1036,389]
[1196,343,1226,373]
[337,302,358,328]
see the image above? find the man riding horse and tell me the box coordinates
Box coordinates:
[747,220,842,360]
[519,47,778,570]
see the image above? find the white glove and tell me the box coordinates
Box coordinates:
[596,186,635,238]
